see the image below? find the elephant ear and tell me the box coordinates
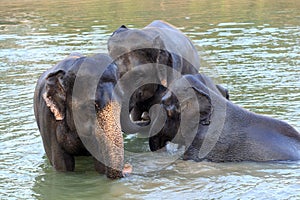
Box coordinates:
[216,84,229,100]
[42,70,66,121]
[190,86,212,125]
[111,25,128,36]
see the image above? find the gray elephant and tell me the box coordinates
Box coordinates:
[34,53,131,179]
[108,20,200,134]
[149,74,300,162]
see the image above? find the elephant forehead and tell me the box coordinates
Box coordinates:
[76,58,108,76]
[73,58,116,88]
[109,29,199,68]
[108,30,156,55]
[169,81,196,99]
[118,63,161,87]
[170,77,191,90]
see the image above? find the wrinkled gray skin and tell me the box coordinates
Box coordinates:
[34,53,125,179]
[108,20,200,134]
[150,74,300,162]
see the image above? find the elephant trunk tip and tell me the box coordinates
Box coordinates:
[105,163,133,179]
[106,167,123,179]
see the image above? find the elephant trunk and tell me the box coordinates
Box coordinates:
[121,104,149,135]
[120,102,167,138]
[96,101,124,179]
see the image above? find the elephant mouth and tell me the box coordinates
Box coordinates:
[130,111,151,127]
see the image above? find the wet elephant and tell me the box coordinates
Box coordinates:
[34,53,131,179]
[108,20,200,134]
[149,74,300,162]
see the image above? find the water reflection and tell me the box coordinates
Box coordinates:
[32,156,300,199]
[0,0,299,199]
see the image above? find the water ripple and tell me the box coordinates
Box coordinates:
[1,0,299,199]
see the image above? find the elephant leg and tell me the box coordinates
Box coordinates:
[50,123,75,171]
[50,140,75,171]
[183,141,203,162]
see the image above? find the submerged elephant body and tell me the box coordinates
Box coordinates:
[150,74,300,162]
[108,20,200,134]
[34,53,127,179]
[209,102,300,161]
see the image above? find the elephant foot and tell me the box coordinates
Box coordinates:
[182,154,203,162]
[183,147,203,162]
[182,155,204,162]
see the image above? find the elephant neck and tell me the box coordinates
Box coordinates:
[196,92,229,159]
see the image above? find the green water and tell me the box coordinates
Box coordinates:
[0,0,299,199]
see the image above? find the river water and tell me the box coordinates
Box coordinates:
[0,0,299,199]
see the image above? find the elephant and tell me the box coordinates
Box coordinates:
[34,53,131,179]
[108,20,200,134]
[149,74,300,162]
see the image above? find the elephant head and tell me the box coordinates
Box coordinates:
[148,73,228,151]
[34,53,128,179]
[108,20,200,77]
[148,74,214,152]
[108,20,200,135]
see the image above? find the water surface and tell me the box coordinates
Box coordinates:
[0,0,299,199]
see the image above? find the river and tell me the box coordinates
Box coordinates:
[0,0,299,199]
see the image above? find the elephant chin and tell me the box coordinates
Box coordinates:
[96,101,124,179]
